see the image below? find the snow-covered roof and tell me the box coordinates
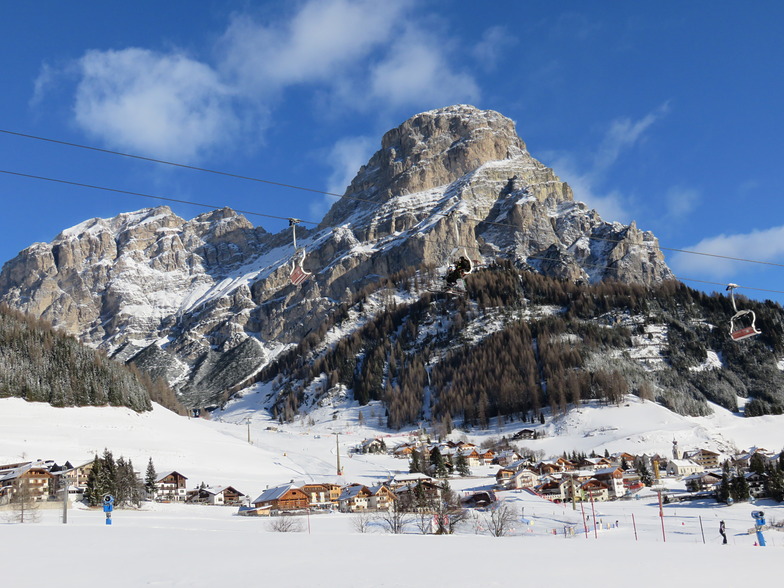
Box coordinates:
[338,485,369,501]
[253,483,298,504]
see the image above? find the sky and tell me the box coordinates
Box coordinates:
[1,1,783,303]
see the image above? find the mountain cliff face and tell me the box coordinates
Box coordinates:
[0,105,675,409]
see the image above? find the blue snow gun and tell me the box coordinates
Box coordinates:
[751,510,766,546]
[103,494,115,525]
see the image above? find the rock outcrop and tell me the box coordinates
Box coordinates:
[0,105,673,408]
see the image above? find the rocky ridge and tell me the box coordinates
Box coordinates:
[0,105,673,408]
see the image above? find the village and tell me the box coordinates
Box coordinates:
[2,430,782,519]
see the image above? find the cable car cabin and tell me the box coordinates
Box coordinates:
[730,310,761,341]
[290,260,311,286]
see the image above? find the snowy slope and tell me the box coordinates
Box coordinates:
[3,393,784,498]
[3,395,784,587]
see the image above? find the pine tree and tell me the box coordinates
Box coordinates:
[409,450,422,474]
[84,455,104,506]
[455,452,471,477]
[144,457,157,500]
[430,447,448,478]
[717,461,732,503]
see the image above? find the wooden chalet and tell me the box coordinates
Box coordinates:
[367,484,395,511]
[510,469,539,490]
[337,484,371,512]
[537,479,568,502]
[580,479,610,502]
[683,472,722,493]
[0,462,54,502]
[301,483,332,508]
[252,484,309,511]
[687,449,721,470]
[512,428,537,441]
[155,471,188,502]
[188,485,245,506]
[591,467,625,498]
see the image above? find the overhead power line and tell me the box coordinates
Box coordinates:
[0,169,314,224]
[3,167,784,297]
[2,127,784,271]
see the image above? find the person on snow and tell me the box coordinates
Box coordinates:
[719,520,727,544]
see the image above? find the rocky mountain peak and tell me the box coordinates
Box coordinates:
[322,105,533,227]
[1,104,674,409]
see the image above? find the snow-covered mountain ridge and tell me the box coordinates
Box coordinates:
[0,105,677,411]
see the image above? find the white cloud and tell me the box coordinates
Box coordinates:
[369,29,480,109]
[542,104,670,223]
[310,136,376,219]
[72,48,240,162]
[593,102,669,171]
[37,0,481,164]
[472,26,516,69]
[669,225,784,280]
[665,185,700,221]
[218,0,409,92]
[549,153,632,222]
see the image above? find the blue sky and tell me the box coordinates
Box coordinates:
[1,1,783,303]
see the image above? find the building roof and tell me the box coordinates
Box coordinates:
[253,483,299,504]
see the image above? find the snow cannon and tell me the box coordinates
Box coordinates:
[103,494,115,525]
[751,510,766,546]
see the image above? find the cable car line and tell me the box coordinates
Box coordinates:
[4,167,784,299]
[3,128,784,272]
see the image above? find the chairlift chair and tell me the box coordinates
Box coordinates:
[726,283,761,341]
[288,219,312,286]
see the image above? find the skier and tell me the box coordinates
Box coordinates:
[719,520,727,544]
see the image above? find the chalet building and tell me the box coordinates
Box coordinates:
[510,469,539,490]
[393,444,416,458]
[592,467,626,498]
[578,457,614,471]
[0,462,54,502]
[495,467,516,485]
[394,480,443,505]
[387,473,434,489]
[580,479,610,502]
[460,448,481,468]
[358,438,387,454]
[745,472,767,498]
[511,429,537,441]
[687,449,721,470]
[683,472,722,493]
[493,450,522,467]
[301,483,332,508]
[188,486,245,506]
[537,479,568,502]
[537,462,563,476]
[337,485,371,512]
[665,459,703,478]
[60,460,95,490]
[734,447,771,469]
[367,484,395,511]
[252,484,309,511]
[155,471,188,502]
[478,449,495,466]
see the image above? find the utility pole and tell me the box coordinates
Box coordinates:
[61,477,69,524]
[335,433,343,476]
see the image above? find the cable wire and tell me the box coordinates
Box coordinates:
[4,167,784,298]
[4,128,784,270]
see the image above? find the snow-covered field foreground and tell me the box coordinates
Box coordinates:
[2,494,783,588]
[3,395,784,586]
